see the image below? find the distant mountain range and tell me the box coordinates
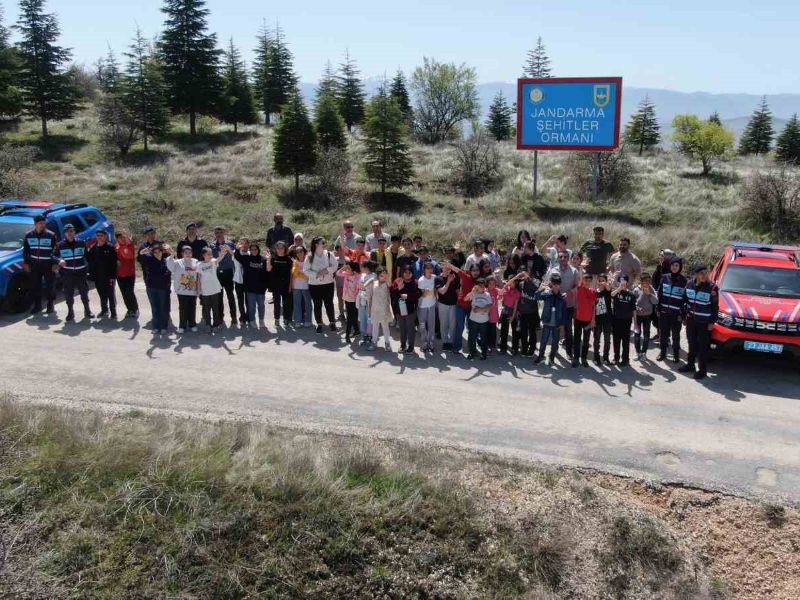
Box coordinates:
[298,80,800,139]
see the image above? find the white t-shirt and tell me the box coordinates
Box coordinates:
[166,257,200,296]
[197,259,222,296]
[418,275,437,309]
[359,273,376,306]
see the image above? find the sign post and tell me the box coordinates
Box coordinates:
[516,77,622,200]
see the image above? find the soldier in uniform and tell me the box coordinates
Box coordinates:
[56,223,93,322]
[23,215,59,315]
[679,264,719,380]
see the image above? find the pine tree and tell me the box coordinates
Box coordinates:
[486,91,512,141]
[316,60,338,101]
[252,23,296,126]
[97,46,121,93]
[389,69,412,123]
[738,96,774,155]
[0,6,22,118]
[315,89,346,151]
[14,0,80,137]
[708,111,722,125]
[776,114,800,165]
[624,95,661,155]
[158,0,221,136]
[273,92,316,194]
[123,27,170,152]
[336,50,365,133]
[363,87,413,196]
[220,39,257,132]
[522,36,552,78]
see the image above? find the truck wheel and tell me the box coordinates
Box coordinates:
[2,274,31,313]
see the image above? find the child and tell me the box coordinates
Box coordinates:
[417,262,437,352]
[633,272,659,360]
[593,274,613,365]
[499,273,523,354]
[348,239,369,265]
[486,277,500,353]
[368,267,393,352]
[390,267,421,354]
[465,277,492,360]
[533,274,569,366]
[516,271,541,356]
[358,261,377,348]
[233,237,249,325]
[268,241,292,326]
[198,246,227,333]
[166,245,200,333]
[115,229,139,318]
[611,274,636,366]
[336,260,362,343]
[291,246,312,327]
[572,273,597,367]
[234,241,269,328]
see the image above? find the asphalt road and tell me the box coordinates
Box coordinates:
[2,284,799,503]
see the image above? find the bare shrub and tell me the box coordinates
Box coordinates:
[313,146,351,206]
[0,144,38,197]
[450,128,502,197]
[741,168,800,239]
[97,94,140,158]
[565,145,636,202]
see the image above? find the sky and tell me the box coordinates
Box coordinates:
[4,0,799,95]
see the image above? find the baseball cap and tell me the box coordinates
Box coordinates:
[63,223,75,231]
[143,225,156,234]
[694,264,708,273]
[550,274,562,283]
[185,222,197,230]
[33,215,45,223]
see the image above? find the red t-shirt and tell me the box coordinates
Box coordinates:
[575,286,597,322]
[457,272,475,310]
[115,241,136,278]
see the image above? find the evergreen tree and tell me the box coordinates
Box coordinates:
[775,114,800,165]
[624,95,661,155]
[336,50,365,133]
[97,46,121,93]
[0,7,22,117]
[522,36,552,78]
[486,91,512,141]
[252,23,296,126]
[389,69,412,123]
[708,111,722,125]
[220,38,257,132]
[738,96,774,155]
[14,0,80,137]
[363,87,413,196]
[158,0,221,136]
[315,89,346,151]
[315,60,338,101]
[273,92,316,194]
[123,27,170,152]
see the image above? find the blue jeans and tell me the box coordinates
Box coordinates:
[292,288,312,324]
[453,304,469,352]
[358,301,370,336]
[539,325,561,359]
[246,292,265,323]
[147,287,170,331]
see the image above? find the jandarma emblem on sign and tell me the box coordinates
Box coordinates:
[529,87,544,103]
[593,84,610,108]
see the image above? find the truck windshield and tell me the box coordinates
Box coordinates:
[721,264,800,298]
[0,222,31,251]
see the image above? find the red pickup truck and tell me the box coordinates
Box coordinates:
[709,243,800,358]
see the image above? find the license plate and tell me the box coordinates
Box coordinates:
[744,341,784,353]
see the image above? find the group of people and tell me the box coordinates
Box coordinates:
[22,213,719,379]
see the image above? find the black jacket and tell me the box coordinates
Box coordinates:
[234,249,269,294]
[269,255,292,293]
[87,243,118,279]
[177,237,209,260]
[520,253,548,281]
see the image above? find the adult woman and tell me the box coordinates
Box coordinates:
[512,230,532,256]
[115,229,139,318]
[304,237,338,333]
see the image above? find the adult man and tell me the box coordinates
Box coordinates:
[265,213,293,250]
[365,220,390,251]
[657,256,687,362]
[176,223,209,260]
[211,226,237,325]
[333,220,362,316]
[609,237,642,284]
[56,223,93,321]
[23,215,58,315]
[546,250,578,357]
[542,234,571,267]
[87,229,118,318]
[413,246,441,278]
[580,226,615,278]
[679,265,718,380]
[464,240,489,270]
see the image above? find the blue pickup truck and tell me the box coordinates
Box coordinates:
[0,200,115,312]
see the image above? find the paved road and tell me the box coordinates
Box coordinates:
[2,285,799,503]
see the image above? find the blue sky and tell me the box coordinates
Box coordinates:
[4,0,798,94]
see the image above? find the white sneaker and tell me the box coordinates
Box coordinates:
[177,328,185,334]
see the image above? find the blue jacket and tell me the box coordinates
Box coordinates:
[659,272,688,315]
[535,289,569,327]
[23,228,58,265]
[413,257,441,278]
[683,280,719,324]
[56,239,88,272]
[139,254,172,290]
